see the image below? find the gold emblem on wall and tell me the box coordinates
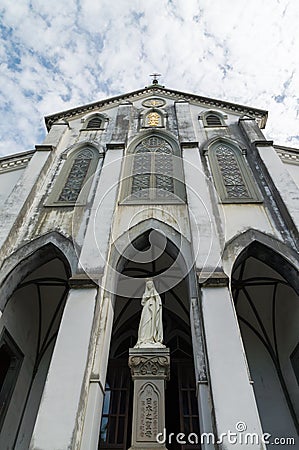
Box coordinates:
[146,112,161,127]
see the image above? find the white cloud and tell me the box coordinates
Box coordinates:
[0,0,299,156]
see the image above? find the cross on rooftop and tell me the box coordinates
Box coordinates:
[150,73,162,85]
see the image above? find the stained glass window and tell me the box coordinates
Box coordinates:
[215,145,250,198]
[130,137,174,201]
[46,147,100,206]
[58,149,93,202]
[208,141,262,203]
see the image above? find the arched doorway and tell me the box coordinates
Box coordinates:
[0,244,70,449]
[99,229,201,450]
[231,242,299,443]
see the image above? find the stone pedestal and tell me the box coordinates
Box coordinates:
[128,348,170,450]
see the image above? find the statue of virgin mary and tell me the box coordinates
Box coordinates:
[134,278,165,348]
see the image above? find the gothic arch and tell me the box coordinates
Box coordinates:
[203,137,262,203]
[140,108,167,128]
[0,237,72,448]
[99,220,203,450]
[120,131,185,203]
[231,240,299,437]
[107,218,196,299]
[0,232,76,311]
[46,143,103,206]
[202,135,246,153]
[223,229,299,287]
[127,129,180,153]
[60,140,104,158]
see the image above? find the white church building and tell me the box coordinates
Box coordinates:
[0,81,298,450]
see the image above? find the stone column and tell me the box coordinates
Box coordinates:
[128,348,170,450]
[78,145,124,275]
[200,273,267,450]
[29,283,98,450]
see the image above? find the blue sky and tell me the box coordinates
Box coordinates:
[0,0,298,156]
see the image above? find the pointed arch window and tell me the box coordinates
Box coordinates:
[46,146,101,206]
[121,135,185,204]
[208,140,262,203]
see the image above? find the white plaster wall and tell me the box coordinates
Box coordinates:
[283,162,299,189]
[257,145,299,231]
[183,147,223,272]
[0,169,25,207]
[79,149,123,275]
[222,204,280,244]
[0,150,53,254]
[111,204,191,243]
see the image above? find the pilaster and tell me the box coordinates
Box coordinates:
[174,101,198,145]
[182,145,223,273]
[255,141,299,238]
[110,102,133,145]
[29,286,98,450]
[78,145,123,275]
[199,275,266,449]
[0,147,54,253]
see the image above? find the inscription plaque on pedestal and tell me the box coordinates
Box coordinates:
[138,383,159,441]
[128,348,170,450]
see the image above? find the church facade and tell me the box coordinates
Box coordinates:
[0,82,298,450]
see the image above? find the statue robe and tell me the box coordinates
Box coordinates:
[135,281,164,348]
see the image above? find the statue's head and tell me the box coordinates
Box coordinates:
[146,278,154,289]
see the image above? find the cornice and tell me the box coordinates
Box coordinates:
[0,150,35,174]
[45,86,268,131]
[274,145,299,165]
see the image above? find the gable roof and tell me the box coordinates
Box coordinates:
[45,85,268,130]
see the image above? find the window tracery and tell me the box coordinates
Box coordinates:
[58,149,93,202]
[208,141,262,203]
[46,147,101,206]
[122,135,185,204]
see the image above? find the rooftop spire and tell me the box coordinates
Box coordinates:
[150,72,162,85]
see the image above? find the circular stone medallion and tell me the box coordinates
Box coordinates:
[142,98,166,108]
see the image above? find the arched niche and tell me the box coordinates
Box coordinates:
[231,241,299,440]
[0,233,76,311]
[106,219,195,300]
[98,226,202,450]
[0,243,71,449]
